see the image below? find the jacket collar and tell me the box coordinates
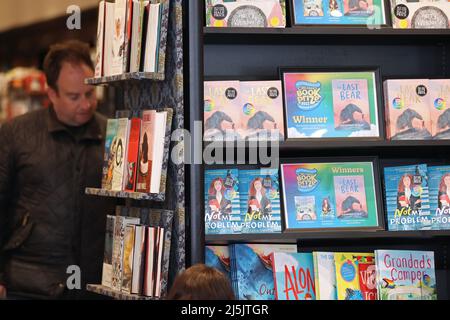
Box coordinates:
[47,106,103,141]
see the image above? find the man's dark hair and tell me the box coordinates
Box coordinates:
[43,40,94,91]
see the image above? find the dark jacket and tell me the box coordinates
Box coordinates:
[0,106,115,299]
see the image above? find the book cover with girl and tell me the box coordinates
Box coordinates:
[204,169,242,234]
[428,165,450,230]
[239,169,282,234]
[384,164,431,231]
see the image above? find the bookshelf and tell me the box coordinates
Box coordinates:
[186,0,450,299]
[84,0,186,299]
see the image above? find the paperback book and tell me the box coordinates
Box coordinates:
[428,165,450,230]
[390,0,450,29]
[429,79,450,139]
[313,252,337,300]
[102,119,119,190]
[205,245,231,281]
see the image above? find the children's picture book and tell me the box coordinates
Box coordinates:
[429,79,450,139]
[357,255,377,300]
[272,252,316,300]
[282,70,380,139]
[102,119,119,190]
[204,169,242,234]
[375,250,437,300]
[390,0,449,29]
[205,0,286,28]
[239,169,282,234]
[313,252,337,300]
[384,164,431,231]
[384,79,432,140]
[205,245,231,281]
[292,0,386,26]
[428,165,450,230]
[281,161,380,231]
[231,243,297,300]
[240,80,285,141]
[335,252,373,300]
[204,81,242,141]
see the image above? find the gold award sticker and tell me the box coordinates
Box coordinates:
[399,19,408,29]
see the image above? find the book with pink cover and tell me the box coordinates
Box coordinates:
[332,79,371,132]
[429,79,450,140]
[240,81,285,141]
[384,79,432,140]
[333,175,368,219]
[204,81,242,141]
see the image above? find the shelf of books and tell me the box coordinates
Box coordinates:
[188,0,450,301]
[85,72,165,85]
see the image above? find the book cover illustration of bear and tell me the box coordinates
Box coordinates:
[384,164,431,231]
[240,80,285,141]
[231,243,297,300]
[428,165,450,230]
[384,79,432,140]
[272,252,316,300]
[335,252,374,300]
[292,0,386,25]
[205,0,286,28]
[204,81,242,142]
[205,245,231,281]
[375,250,437,300]
[313,252,337,300]
[282,71,380,139]
[429,79,450,139]
[239,169,282,234]
[204,169,242,234]
[281,161,379,231]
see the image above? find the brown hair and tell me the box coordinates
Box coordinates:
[398,174,414,193]
[208,178,225,196]
[167,264,235,300]
[43,40,94,91]
[439,173,450,192]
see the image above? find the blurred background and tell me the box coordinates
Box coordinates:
[0,0,116,124]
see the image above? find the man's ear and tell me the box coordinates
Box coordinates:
[47,87,58,105]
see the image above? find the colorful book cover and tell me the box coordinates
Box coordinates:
[124,118,141,192]
[390,0,450,29]
[205,0,286,28]
[111,118,130,191]
[205,245,231,281]
[283,71,380,139]
[313,252,337,300]
[357,255,377,300]
[429,79,450,139]
[102,119,118,190]
[239,169,282,234]
[292,0,386,25]
[204,81,242,141]
[384,164,431,231]
[428,165,450,230]
[204,169,241,234]
[384,79,432,140]
[136,110,155,193]
[101,215,115,288]
[110,0,127,75]
[272,252,316,300]
[239,81,285,141]
[281,162,379,231]
[232,243,297,300]
[335,252,373,300]
[121,225,135,293]
[375,250,437,300]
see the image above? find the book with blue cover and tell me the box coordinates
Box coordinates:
[375,250,437,300]
[205,245,231,281]
[204,169,241,234]
[239,169,282,234]
[272,252,316,300]
[384,164,431,231]
[428,165,450,230]
[231,243,297,300]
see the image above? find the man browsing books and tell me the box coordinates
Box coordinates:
[0,40,115,300]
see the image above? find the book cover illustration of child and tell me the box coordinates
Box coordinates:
[334,175,368,219]
[272,252,316,300]
[204,169,242,234]
[239,169,282,234]
[428,166,450,230]
[384,80,432,140]
[332,79,372,132]
[429,79,450,139]
[205,245,231,281]
[343,0,374,17]
[384,164,431,231]
[375,250,437,300]
[240,81,285,141]
[204,81,242,141]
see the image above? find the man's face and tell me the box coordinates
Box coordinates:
[48,62,97,126]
